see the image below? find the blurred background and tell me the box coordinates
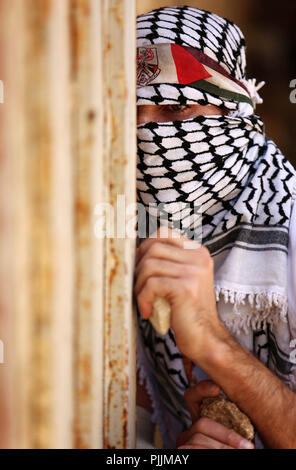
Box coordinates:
[137,0,296,167]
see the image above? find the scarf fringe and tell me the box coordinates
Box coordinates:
[215,285,288,335]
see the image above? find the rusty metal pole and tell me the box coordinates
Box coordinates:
[0,0,136,449]
[70,0,136,449]
[0,0,75,449]
[100,0,137,449]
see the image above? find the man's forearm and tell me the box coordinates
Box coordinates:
[195,323,296,449]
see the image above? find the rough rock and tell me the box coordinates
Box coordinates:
[200,395,254,441]
[149,296,171,335]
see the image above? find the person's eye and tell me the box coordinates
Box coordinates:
[168,105,190,112]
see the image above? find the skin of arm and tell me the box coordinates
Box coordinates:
[134,226,296,449]
[191,322,296,449]
[177,380,254,449]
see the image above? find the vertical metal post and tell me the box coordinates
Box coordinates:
[0,0,136,449]
[101,0,137,449]
[0,0,75,449]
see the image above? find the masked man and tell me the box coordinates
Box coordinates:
[134,6,296,449]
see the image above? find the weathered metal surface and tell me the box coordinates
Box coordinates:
[0,0,136,449]
[101,0,137,449]
[69,0,105,449]
[25,0,54,448]
[0,0,75,449]
[0,0,15,449]
[49,0,75,449]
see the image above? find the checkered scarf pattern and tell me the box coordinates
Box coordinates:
[137,5,250,112]
[135,6,296,449]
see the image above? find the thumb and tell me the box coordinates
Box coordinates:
[184,380,221,422]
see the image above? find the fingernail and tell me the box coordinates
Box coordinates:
[183,241,201,250]
[142,302,151,319]
[210,384,220,393]
[239,440,254,449]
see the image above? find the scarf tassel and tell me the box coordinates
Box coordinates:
[215,285,288,335]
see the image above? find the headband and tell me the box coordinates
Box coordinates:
[137,43,264,109]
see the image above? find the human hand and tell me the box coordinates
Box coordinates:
[134,226,226,360]
[176,380,255,449]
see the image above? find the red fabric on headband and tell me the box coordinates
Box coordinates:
[171,43,211,84]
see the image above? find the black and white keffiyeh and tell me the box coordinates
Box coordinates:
[135,6,296,449]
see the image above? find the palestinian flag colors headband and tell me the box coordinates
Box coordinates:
[137,43,263,108]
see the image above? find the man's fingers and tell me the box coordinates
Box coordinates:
[183,432,236,449]
[136,226,201,265]
[135,242,201,271]
[134,258,198,297]
[184,380,220,403]
[136,275,183,319]
[177,445,205,449]
[186,417,254,449]
[184,380,221,422]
